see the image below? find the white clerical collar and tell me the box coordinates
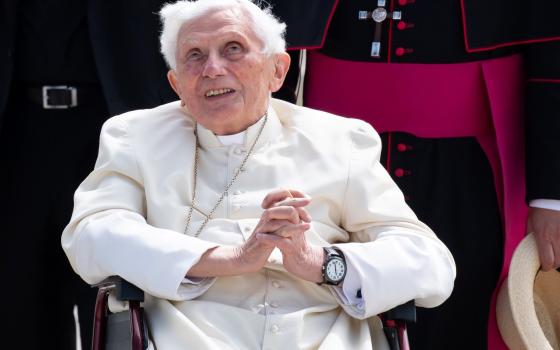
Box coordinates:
[216,131,245,146]
[194,103,281,150]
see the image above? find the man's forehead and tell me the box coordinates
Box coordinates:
[177,12,261,47]
[179,25,251,43]
[179,8,252,37]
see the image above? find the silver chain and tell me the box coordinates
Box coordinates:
[184,114,268,237]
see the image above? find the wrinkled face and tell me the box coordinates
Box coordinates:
[168,8,289,135]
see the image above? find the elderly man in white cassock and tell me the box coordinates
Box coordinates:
[61,0,456,349]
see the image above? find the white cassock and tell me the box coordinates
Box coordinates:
[62,98,456,350]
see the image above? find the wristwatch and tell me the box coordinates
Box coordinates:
[320,247,347,285]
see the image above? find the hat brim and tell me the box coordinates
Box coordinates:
[496,233,560,350]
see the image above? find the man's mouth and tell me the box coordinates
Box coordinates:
[205,88,235,98]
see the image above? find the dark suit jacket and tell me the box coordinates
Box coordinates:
[0,0,176,129]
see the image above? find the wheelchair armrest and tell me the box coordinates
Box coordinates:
[93,276,144,302]
[384,300,416,323]
[381,301,416,350]
[92,277,147,350]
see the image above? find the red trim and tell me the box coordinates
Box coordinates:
[130,301,145,350]
[460,0,560,53]
[459,0,471,54]
[466,36,560,53]
[398,322,410,350]
[92,289,109,350]
[527,78,560,84]
[387,0,395,63]
[319,0,340,48]
[288,45,323,51]
[386,132,393,172]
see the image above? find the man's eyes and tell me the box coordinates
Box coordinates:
[186,50,202,61]
[184,42,243,62]
[225,42,243,54]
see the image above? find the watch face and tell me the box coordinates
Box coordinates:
[326,257,346,282]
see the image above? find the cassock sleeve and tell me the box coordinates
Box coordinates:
[524,40,560,201]
[331,121,456,319]
[61,115,219,301]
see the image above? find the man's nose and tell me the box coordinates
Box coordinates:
[202,53,227,78]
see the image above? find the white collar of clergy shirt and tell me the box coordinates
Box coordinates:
[194,103,281,151]
[217,131,245,146]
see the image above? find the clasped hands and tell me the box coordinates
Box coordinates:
[239,188,324,283]
[187,189,325,283]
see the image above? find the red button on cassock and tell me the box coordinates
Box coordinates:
[395,47,405,56]
[398,0,407,6]
[397,143,408,152]
[397,21,407,30]
[394,168,405,177]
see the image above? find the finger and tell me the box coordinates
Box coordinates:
[256,232,290,245]
[296,207,312,223]
[246,233,276,248]
[286,189,309,199]
[272,197,311,209]
[261,188,311,209]
[258,219,298,233]
[552,233,560,269]
[526,218,534,235]
[257,231,295,252]
[271,202,312,222]
[534,230,556,271]
[261,188,294,209]
[262,206,301,224]
[272,222,311,238]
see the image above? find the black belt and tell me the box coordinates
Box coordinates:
[24,85,103,109]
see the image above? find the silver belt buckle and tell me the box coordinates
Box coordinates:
[42,85,78,109]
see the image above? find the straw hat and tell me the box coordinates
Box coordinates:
[496,233,560,350]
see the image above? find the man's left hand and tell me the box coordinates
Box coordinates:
[527,207,560,270]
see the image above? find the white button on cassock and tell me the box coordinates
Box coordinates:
[271,281,280,288]
[270,325,279,333]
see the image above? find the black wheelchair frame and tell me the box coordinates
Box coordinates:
[92,277,415,350]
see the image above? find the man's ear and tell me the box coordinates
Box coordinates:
[269,52,291,93]
[167,70,181,97]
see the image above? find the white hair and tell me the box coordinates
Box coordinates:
[159,0,287,70]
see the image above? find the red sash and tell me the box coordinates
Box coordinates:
[305,52,528,350]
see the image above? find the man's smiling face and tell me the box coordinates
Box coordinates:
[168,7,286,135]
